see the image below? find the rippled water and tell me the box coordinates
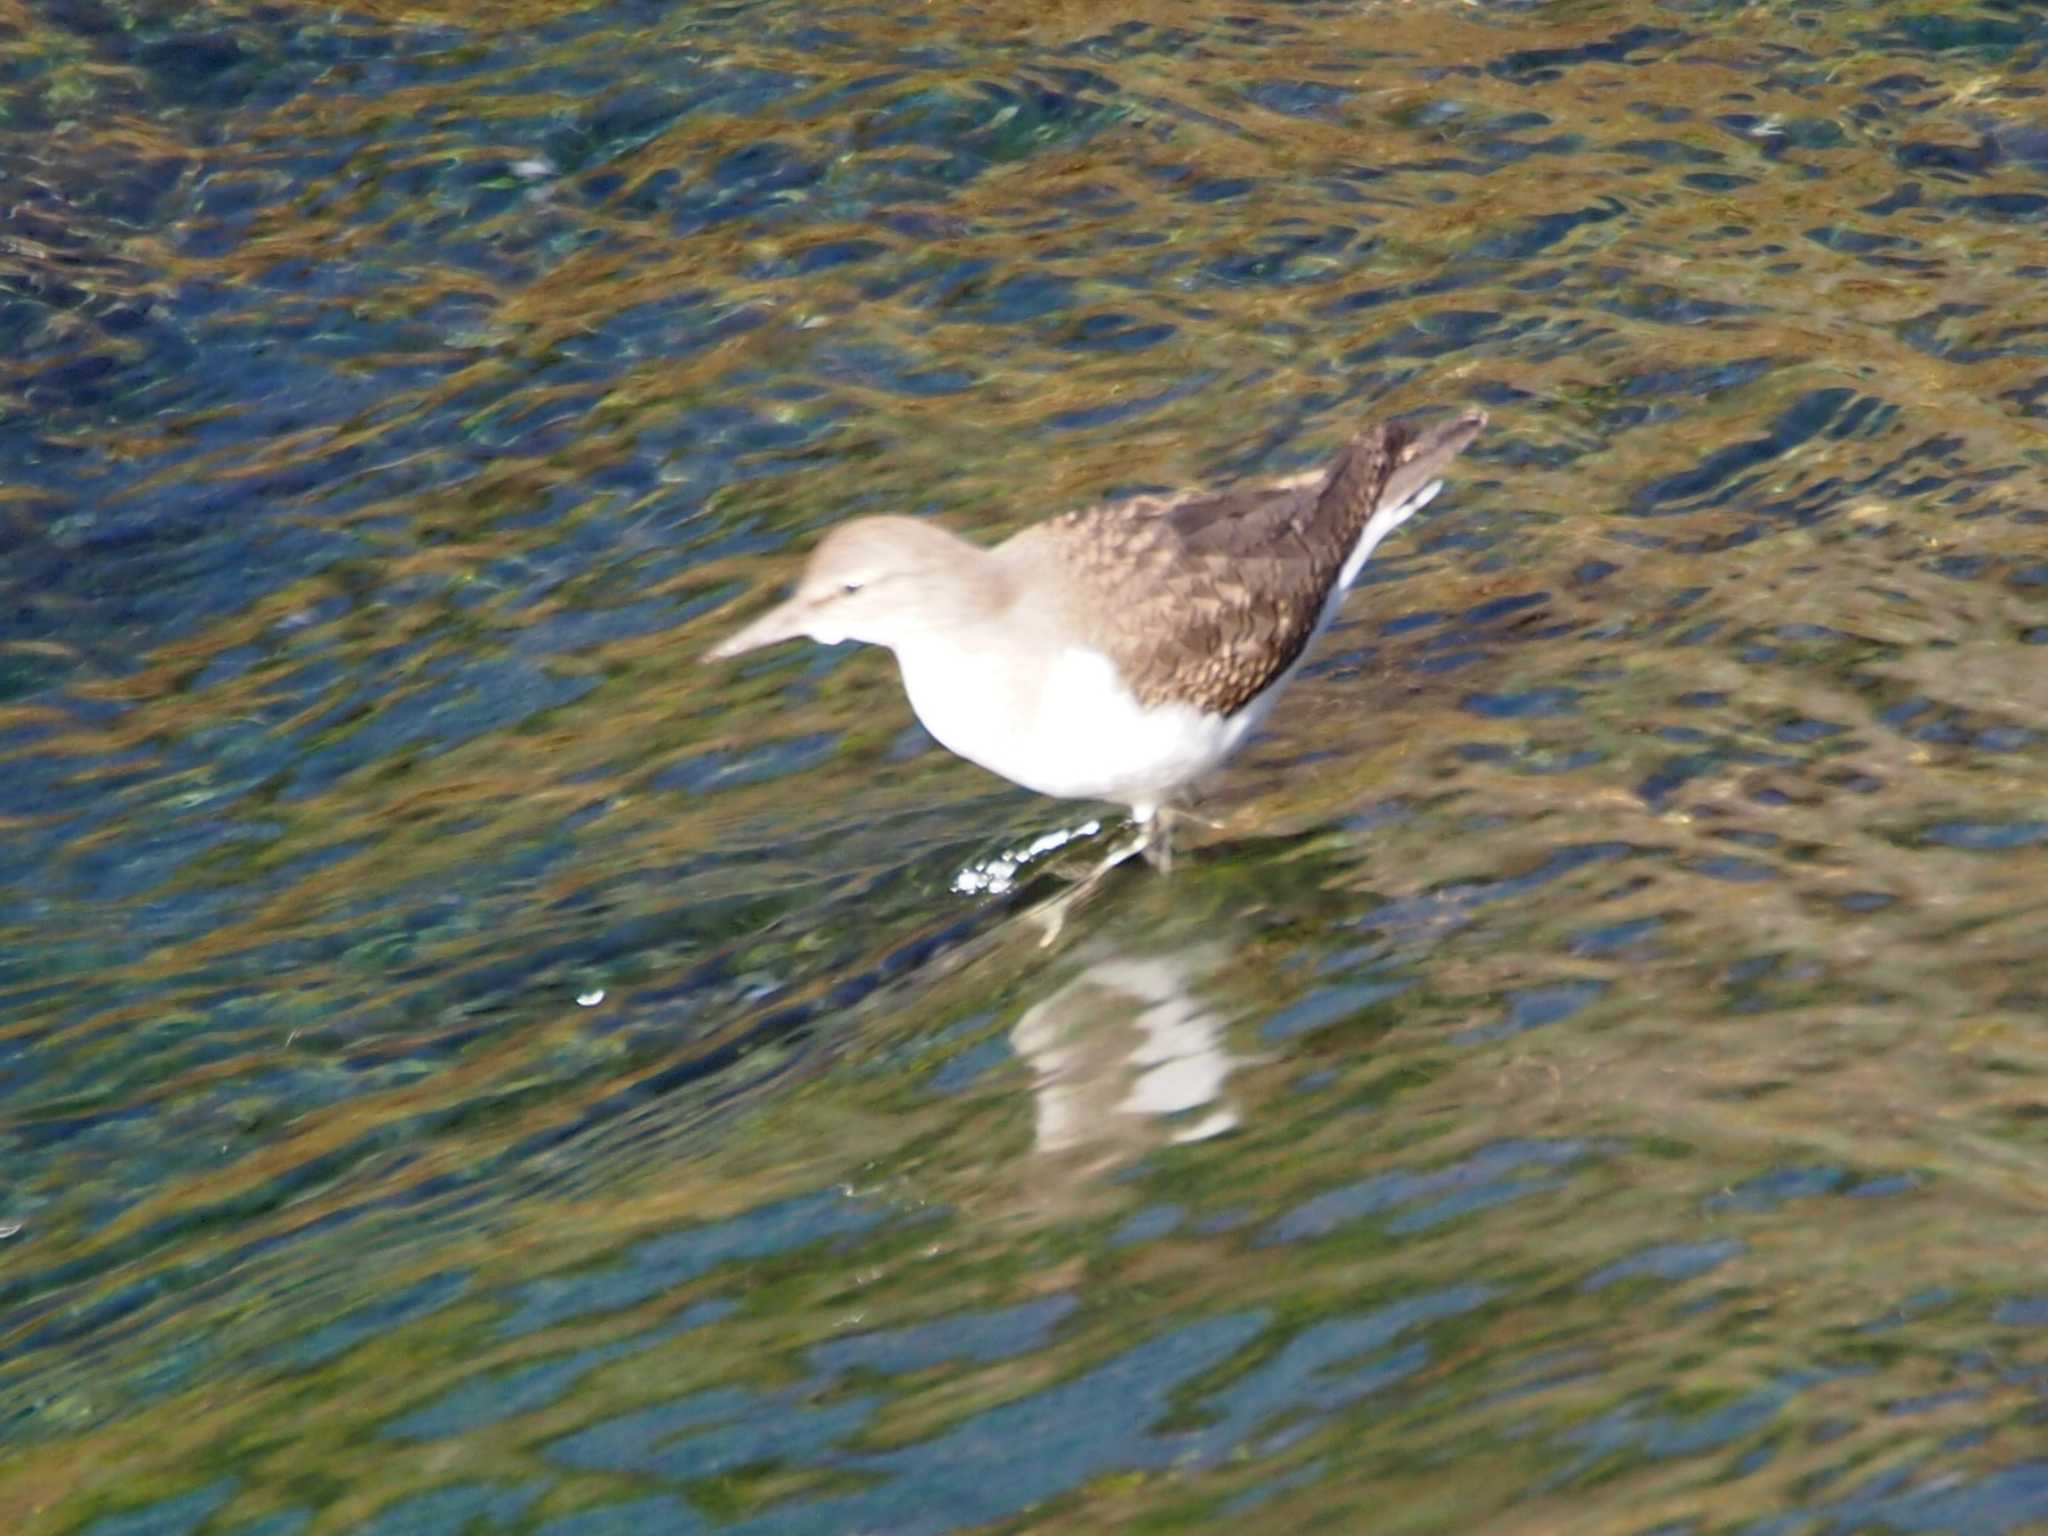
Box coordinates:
[5,0,2047,1531]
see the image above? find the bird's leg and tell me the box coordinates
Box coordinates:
[1141,810,1173,874]
[1094,811,1156,879]
[1026,880,1087,947]
[1029,824,1141,947]
[1026,809,1184,946]
[1140,803,1225,871]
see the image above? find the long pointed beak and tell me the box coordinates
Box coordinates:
[705,596,808,661]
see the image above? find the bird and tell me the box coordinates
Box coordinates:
[708,408,1485,871]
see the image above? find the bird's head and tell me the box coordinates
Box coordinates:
[706,516,1000,659]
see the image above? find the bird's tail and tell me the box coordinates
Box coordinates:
[1316,410,1487,588]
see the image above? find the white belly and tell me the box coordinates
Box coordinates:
[895,643,1257,817]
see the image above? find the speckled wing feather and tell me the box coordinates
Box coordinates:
[1048,412,1485,716]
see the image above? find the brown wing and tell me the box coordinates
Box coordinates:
[1045,411,1485,716]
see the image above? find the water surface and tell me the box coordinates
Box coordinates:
[4,1,2047,1532]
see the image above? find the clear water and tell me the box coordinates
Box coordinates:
[4,1,2047,1532]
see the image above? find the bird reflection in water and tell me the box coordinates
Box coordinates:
[1010,939,1245,1174]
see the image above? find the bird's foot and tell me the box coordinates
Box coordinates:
[1141,823,1173,874]
[1104,828,1156,876]
[1026,882,1083,947]
[1135,804,1226,872]
[1028,818,1157,945]
[1029,854,1123,946]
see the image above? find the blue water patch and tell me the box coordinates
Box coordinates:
[1453,979,1608,1043]
[79,1480,236,1536]
[1772,715,1845,743]
[1368,842,1640,934]
[653,733,841,795]
[1684,854,1779,883]
[1630,388,1864,513]
[1213,1288,1496,1439]
[1774,1458,2048,1534]
[356,1482,544,1536]
[1994,1295,2048,1328]
[1954,193,2048,224]
[723,1311,1271,1536]
[1388,1175,1575,1235]
[216,1512,311,1536]
[1569,916,1665,956]
[1244,80,1352,120]
[1110,1205,1185,1248]
[1460,686,1580,718]
[1582,1240,1745,1292]
[552,1385,878,1483]
[1042,371,1217,432]
[278,1268,472,1369]
[1263,1140,1590,1244]
[1562,1370,1831,1474]
[808,1294,1079,1375]
[1220,1457,1327,1517]
[280,663,599,801]
[533,1498,708,1536]
[1492,25,1688,81]
[496,1189,888,1336]
[1918,820,2047,851]
[922,1032,1014,1095]
[1262,979,1411,1042]
[384,1297,735,1440]
[1705,1165,1847,1213]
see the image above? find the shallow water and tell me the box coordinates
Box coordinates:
[4,0,2047,1531]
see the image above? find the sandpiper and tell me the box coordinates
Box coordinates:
[709,409,1485,867]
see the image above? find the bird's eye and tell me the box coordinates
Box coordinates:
[841,580,864,595]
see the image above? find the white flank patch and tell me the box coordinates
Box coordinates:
[1028,647,1248,803]
[898,642,1246,809]
[1341,478,1441,590]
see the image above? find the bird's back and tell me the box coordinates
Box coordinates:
[1017,413,1484,717]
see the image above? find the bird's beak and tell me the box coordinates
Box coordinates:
[705,596,809,661]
